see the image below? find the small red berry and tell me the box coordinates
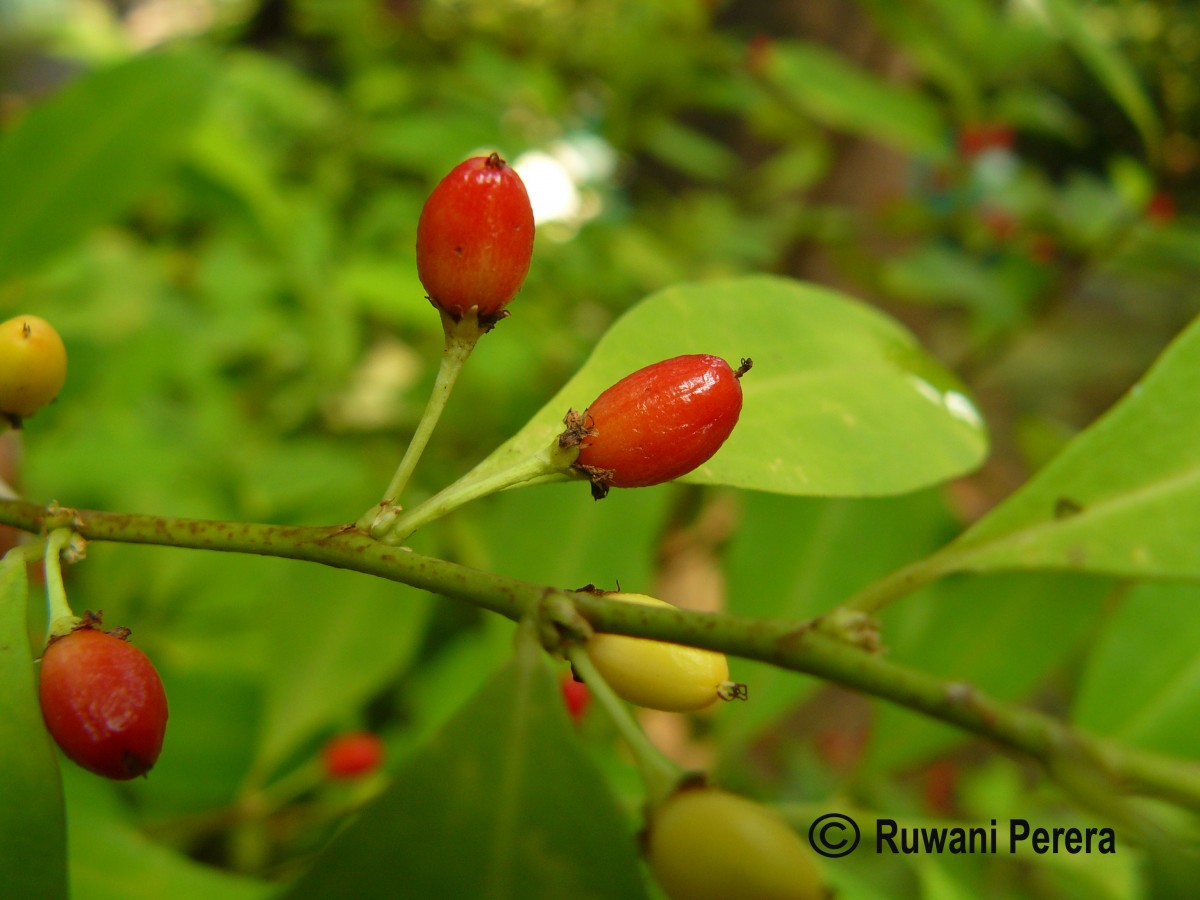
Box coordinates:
[415,152,535,319]
[322,731,385,780]
[957,122,1014,159]
[923,758,959,816]
[560,671,590,723]
[38,622,168,780]
[1146,190,1176,224]
[564,354,749,499]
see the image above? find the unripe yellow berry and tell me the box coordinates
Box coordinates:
[0,315,68,419]
[646,788,827,900]
[587,593,731,712]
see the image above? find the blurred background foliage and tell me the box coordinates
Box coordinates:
[1,0,1198,896]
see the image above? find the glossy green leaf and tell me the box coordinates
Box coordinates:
[943,312,1200,579]
[1072,582,1200,757]
[63,767,270,900]
[763,40,949,158]
[284,631,648,899]
[470,275,987,497]
[0,50,214,283]
[0,552,67,899]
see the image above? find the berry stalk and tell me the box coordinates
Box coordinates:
[360,310,486,535]
[43,528,80,637]
[373,436,583,545]
[565,643,684,808]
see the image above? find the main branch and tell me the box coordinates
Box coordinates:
[2,497,1197,817]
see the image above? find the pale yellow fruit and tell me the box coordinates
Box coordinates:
[0,315,67,418]
[647,788,827,900]
[587,592,728,712]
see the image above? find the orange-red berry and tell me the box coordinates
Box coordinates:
[416,153,535,319]
[560,671,590,723]
[566,354,749,499]
[38,624,168,780]
[322,731,385,779]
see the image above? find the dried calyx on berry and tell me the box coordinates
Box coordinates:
[416,152,535,324]
[560,354,750,499]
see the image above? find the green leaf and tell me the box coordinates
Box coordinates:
[865,572,1110,772]
[253,567,432,780]
[1041,0,1160,156]
[639,115,739,182]
[284,630,648,899]
[0,552,68,899]
[472,481,672,590]
[941,312,1200,579]
[763,40,949,158]
[718,490,959,756]
[0,50,214,283]
[1072,582,1200,757]
[63,766,270,900]
[471,275,987,497]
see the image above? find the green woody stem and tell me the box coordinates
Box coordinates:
[1,496,1198,817]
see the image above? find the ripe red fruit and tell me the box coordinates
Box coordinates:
[322,731,385,780]
[564,354,750,499]
[1146,190,1176,224]
[957,122,1014,159]
[560,671,590,723]
[415,152,535,319]
[38,623,168,780]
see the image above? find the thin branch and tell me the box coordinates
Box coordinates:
[2,497,1197,817]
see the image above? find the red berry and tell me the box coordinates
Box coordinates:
[565,354,749,499]
[923,758,959,816]
[559,671,590,723]
[957,122,1014,159]
[38,623,168,780]
[415,152,535,319]
[1146,190,1176,224]
[322,731,385,780]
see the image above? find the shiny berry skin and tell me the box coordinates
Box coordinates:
[0,314,67,420]
[38,626,168,780]
[568,354,749,499]
[322,731,385,780]
[587,593,733,713]
[646,788,827,900]
[415,153,535,319]
[560,671,590,723]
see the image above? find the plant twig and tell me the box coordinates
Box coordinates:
[2,496,1197,816]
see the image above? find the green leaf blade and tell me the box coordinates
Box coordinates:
[0,50,215,283]
[763,40,949,158]
[475,276,987,497]
[0,553,68,899]
[1072,583,1200,757]
[946,312,1200,580]
[284,633,648,900]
